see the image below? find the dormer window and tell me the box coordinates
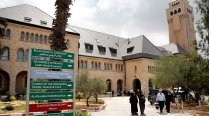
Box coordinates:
[40,20,47,25]
[98,45,106,54]
[127,46,134,54]
[24,17,32,22]
[109,47,117,56]
[85,43,93,52]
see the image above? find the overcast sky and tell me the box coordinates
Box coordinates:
[0,0,197,46]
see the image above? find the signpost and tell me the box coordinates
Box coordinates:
[30,70,73,79]
[30,82,73,90]
[26,48,75,116]
[29,102,73,112]
[30,92,73,100]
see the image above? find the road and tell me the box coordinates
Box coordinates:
[91,96,193,116]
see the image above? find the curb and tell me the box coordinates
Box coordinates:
[0,112,44,116]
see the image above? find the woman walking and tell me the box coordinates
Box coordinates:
[165,91,173,113]
[138,90,146,115]
[129,92,138,115]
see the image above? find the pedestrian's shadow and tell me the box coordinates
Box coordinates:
[130,114,147,116]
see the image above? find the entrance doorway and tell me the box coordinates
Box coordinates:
[133,79,141,91]
[117,79,123,92]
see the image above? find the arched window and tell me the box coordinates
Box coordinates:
[35,34,39,43]
[39,35,43,43]
[17,48,24,61]
[44,35,48,44]
[25,32,29,41]
[20,31,25,40]
[170,11,173,16]
[25,49,29,61]
[135,66,137,73]
[1,47,9,60]
[178,8,181,13]
[30,33,34,42]
[174,10,177,14]
[5,29,11,38]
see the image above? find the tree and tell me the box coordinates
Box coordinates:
[0,17,7,55]
[76,70,95,107]
[76,70,107,106]
[196,0,209,56]
[49,0,73,51]
[152,53,209,94]
[93,77,106,103]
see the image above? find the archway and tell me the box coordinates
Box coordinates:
[0,70,10,95]
[16,71,27,94]
[117,79,123,92]
[106,79,111,92]
[133,79,141,91]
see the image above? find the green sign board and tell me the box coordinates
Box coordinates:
[31,59,74,69]
[32,48,74,60]
[30,92,73,100]
[34,112,73,116]
[30,82,73,90]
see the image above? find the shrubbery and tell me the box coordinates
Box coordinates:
[76,111,91,116]
[4,105,14,111]
[6,92,16,101]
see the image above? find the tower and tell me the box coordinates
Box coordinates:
[166,0,196,52]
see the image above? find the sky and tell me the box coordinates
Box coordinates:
[0,0,198,46]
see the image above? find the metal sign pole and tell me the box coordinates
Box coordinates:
[73,53,76,116]
[26,48,31,116]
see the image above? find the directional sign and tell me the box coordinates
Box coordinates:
[34,112,73,116]
[30,70,73,79]
[29,102,73,112]
[30,82,73,90]
[31,59,74,69]
[30,92,73,101]
[32,48,74,60]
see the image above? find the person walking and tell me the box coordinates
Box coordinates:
[137,90,146,115]
[165,91,173,113]
[156,90,166,113]
[129,92,138,115]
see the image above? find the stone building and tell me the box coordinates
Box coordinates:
[0,0,196,96]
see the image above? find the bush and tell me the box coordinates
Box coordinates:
[9,96,16,101]
[76,111,91,116]
[207,98,209,105]
[89,99,104,104]
[5,105,14,111]
[76,92,83,101]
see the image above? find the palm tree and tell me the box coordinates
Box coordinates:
[49,0,73,51]
[0,17,7,54]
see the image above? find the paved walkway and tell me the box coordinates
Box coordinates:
[91,97,193,116]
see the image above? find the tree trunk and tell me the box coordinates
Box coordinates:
[95,94,98,103]
[86,97,90,107]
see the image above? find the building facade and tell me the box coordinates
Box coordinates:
[0,0,196,96]
[166,0,196,52]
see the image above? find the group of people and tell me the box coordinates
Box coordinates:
[129,89,174,115]
[156,90,173,114]
[129,90,146,115]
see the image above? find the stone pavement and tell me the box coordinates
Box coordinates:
[91,96,193,116]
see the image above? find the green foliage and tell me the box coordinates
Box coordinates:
[9,96,16,101]
[76,92,83,101]
[89,98,105,104]
[4,105,14,111]
[196,0,209,56]
[75,111,91,116]
[152,52,209,92]
[76,70,107,106]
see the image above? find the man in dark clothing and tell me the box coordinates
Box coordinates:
[137,90,145,115]
[129,92,138,115]
[165,91,173,113]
